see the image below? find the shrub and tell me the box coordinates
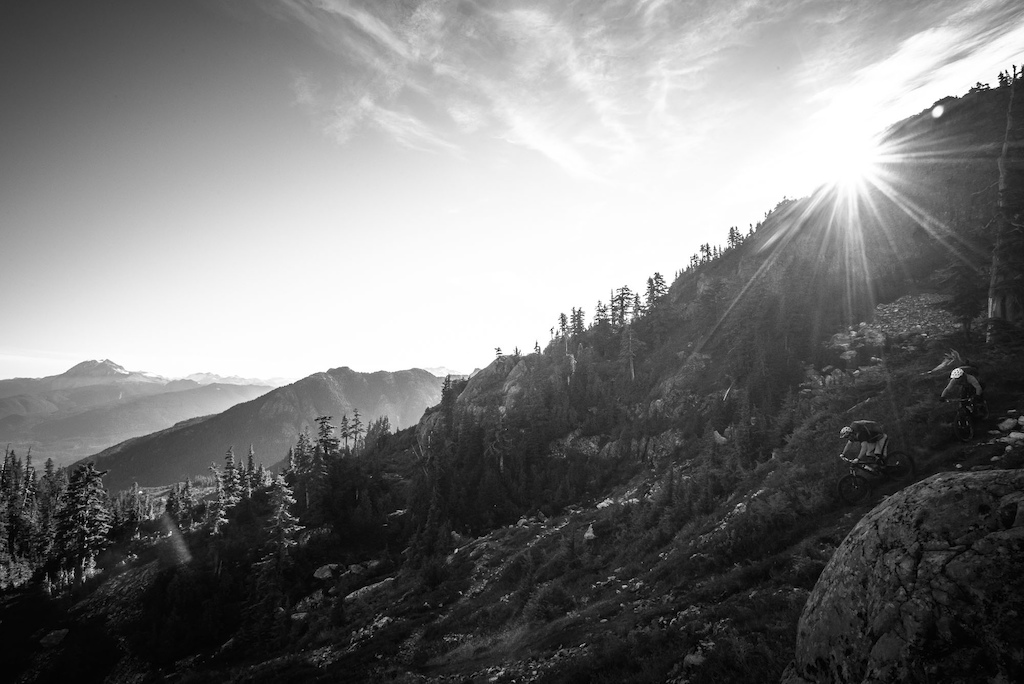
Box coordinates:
[524,580,574,622]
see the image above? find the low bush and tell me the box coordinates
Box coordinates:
[524,580,574,623]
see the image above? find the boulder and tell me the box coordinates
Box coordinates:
[39,629,69,648]
[344,576,395,604]
[313,563,339,580]
[782,470,1024,684]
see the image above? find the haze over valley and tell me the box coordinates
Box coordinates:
[0,360,274,467]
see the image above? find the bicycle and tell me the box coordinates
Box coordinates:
[951,396,989,442]
[836,450,915,505]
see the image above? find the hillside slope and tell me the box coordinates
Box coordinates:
[85,366,443,491]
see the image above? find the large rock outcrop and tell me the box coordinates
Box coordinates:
[782,470,1024,684]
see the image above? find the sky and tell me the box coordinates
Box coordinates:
[1,0,1022,382]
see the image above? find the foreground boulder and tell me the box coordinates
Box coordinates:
[782,470,1024,684]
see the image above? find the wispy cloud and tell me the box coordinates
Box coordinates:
[807,0,1024,134]
[367,98,462,154]
[270,0,1024,182]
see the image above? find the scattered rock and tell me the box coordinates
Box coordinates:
[39,629,68,648]
[344,577,395,604]
[314,564,339,580]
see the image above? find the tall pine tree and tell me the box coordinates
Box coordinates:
[53,463,112,585]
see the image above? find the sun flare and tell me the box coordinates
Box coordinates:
[819,133,884,193]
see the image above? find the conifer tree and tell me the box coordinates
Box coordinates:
[294,429,314,474]
[251,474,304,629]
[264,474,301,560]
[165,485,182,523]
[207,464,230,536]
[22,448,36,510]
[570,307,586,337]
[350,409,364,452]
[222,447,241,506]
[245,445,257,497]
[363,415,391,455]
[441,375,456,435]
[340,415,351,451]
[53,463,112,585]
[727,226,742,249]
[619,324,640,382]
[645,272,668,311]
[315,416,341,458]
[612,285,634,327]
[180,480,197,526]
[257,463,272,488]
[36,458,65,560]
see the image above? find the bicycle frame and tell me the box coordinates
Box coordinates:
[958,397,978,416]
[840,454,885,478]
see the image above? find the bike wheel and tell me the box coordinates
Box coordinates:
[883,451,914,481]
[953,413,973,442]
[838,474,871,504]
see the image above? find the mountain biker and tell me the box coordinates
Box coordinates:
[940,367,983,403]
[839,420,888,470]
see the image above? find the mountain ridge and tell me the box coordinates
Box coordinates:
[81,365,443,491]
[0,360,271,466]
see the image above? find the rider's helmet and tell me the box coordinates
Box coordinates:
[839,426,853,439]
[950,367,964,379]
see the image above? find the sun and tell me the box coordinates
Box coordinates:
[818,131,884,194]
[782,119,888,199]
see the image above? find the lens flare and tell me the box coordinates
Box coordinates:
[822,136,883,193]
[697,103,996,366]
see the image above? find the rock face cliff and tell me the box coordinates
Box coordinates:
[782,470,1024,684]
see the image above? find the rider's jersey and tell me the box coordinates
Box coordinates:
[941,367,983,400]
[848,420,885,442]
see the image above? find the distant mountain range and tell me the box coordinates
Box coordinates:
[423,366,468,379]
[0,360,272,466]
[83,366,443,492]
[181,372,292,387]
